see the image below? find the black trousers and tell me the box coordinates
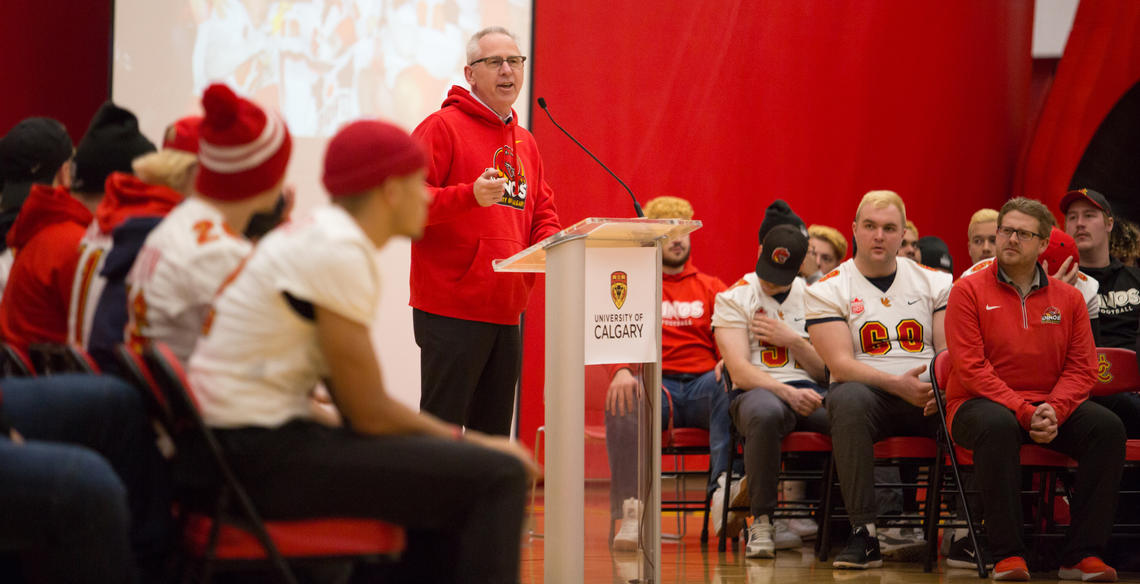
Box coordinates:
[825,381,939,526]
[951,399,1125,565]
[414,309,521,436]
[215,421,529,584]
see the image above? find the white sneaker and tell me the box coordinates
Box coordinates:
[786,517,818,540]
[772,519,804,550]
[612,498,640,551]
[710,473,748,538]
[877,525,926,560]
[745,515,775,558]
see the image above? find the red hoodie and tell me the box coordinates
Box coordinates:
[410,86,561,324]
[0,184,93,351]
[94,172,182,235]
[608,263,727,379]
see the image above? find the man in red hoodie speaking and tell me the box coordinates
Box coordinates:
[411,26,560,436]
[946,197,1125,582]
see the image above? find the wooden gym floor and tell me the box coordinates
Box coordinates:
[520,482,1140,583]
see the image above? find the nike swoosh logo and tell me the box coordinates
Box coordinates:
[793,317,804,322]
[907,300,919,305]
[986,305,1000,310]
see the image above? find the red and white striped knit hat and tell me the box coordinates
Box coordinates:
[195,84,291,200]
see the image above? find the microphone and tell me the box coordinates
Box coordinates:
[537,97,644,218]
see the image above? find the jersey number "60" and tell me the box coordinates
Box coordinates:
[858,319,924,355]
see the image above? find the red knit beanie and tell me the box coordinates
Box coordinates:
[1039,227,1079,270]
[322,119,426,198]
[163,115,202,154]
[196,84,291,200]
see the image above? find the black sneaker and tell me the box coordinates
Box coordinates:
[832,525,883,569]
[945,534,993,570]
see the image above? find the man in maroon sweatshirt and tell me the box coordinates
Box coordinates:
[411,26,560,436]
[946,197,1125,582]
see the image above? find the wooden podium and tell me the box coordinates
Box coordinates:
[495,217,701,584]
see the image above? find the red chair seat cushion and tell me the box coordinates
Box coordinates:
[1126,439,1140,462]
[781,432,832,453]
[183,514,406,560]
[873,436,939,459]
[664,427,710,448]
[954,444,1076,467]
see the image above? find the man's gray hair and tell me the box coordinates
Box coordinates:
[466,26,519,64]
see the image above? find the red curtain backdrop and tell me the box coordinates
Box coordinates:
[521,1,1034,451]
[1015,1,1140,216]
[0,1,111,139]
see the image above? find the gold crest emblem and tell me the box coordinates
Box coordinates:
[1097,353,1113,384]
[611,271,628,309]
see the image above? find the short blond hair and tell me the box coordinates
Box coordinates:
[644,196,694,220]
[809,224,847,259]
[855,190,906,225]
[968,208,999,232]
[905,220,919,238]
[132,150,198,195]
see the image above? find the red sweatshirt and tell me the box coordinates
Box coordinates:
[95,172,183,234]
[609,263,727,379]
[0,185,93,351]
[410,86,560,325]
[945,262,1096,431]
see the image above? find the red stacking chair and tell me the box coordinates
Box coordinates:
[932,349,1083,577]
[27,342,100,375]
[1090,347,1140,534]
[716,367,835,553]
[140,341,405,583]
[0,342,35,377]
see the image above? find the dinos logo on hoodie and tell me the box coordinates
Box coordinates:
[492,145,528,210]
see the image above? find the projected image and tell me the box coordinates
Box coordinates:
[115,0,531,139]
[193,0,492,136]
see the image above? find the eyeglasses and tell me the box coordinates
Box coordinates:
[996,225,1045,241]
[469,55,526,69]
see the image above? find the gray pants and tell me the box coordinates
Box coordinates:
[826,381,938,526]
[729,381,829,517]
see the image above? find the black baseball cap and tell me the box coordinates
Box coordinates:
[917,236,953,273]
[1060,188,1112,217]
[756,224,808,286]
[0,117,73,211]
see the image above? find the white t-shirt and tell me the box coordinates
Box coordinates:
[0,248,14,303]
[712,273,813,385]
[188,205,379,428]
[960,257,1100,320]
[804,257,952,378]
[125,198,251,362]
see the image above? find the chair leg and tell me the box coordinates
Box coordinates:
[817,455,837,562]
[529,426,545,538]
[922,454,944,573]
[942,439,987,578]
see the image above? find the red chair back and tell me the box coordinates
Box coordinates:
[1091,347,1140,396]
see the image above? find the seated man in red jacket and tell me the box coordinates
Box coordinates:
[946,197,1126,582]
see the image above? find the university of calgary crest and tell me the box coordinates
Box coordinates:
[1097,353,1113,383]
[611,271,628,309]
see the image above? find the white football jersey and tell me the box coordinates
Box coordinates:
[68,223,112,348]
[805,257,952,377]
[189,205,379,428]
[125,198,251,362]
[713,273,813,384]
[960,257,1099,320]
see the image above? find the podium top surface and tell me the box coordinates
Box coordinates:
[493,217,701,273]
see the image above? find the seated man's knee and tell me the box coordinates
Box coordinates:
[825,382,874,418]
[57,448,130,534]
